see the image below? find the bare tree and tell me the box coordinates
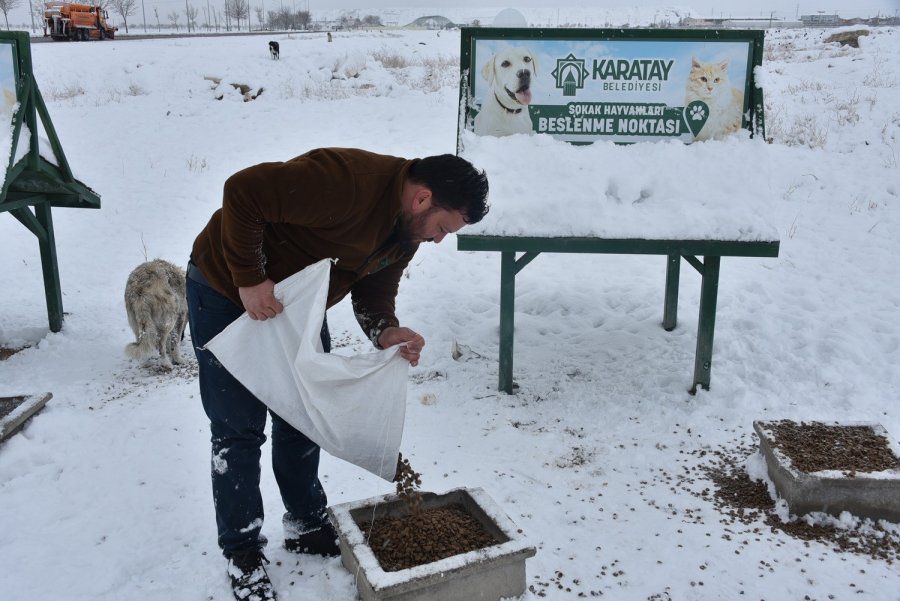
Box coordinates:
[338,13,358,30]
[225,0,248,30]
[0,0,22,30]
[233,0,248,30]
[361,14,382,27]
[153,6,161,31]
[185,3,199,32]
[167,9,179,30]
[253,5,263,30]
[296,9,310,29]
[33,0,46,34]
[111,0,137,33]
[267,7,309,30]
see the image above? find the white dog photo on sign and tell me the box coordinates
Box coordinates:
[474,46,538,137]
[124,259,188,370]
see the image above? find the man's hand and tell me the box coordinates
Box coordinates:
[378,326,425,367]
[238,279,284,321]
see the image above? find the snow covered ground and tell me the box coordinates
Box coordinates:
[1,24,899,601]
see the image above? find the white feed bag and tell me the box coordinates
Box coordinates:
[205,259,408,481]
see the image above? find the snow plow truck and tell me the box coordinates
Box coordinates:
[44,2,117,41]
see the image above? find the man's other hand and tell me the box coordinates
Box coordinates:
[239,279,284,321]
[378,326,425,367]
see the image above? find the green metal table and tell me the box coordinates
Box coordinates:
[457,235,780,394]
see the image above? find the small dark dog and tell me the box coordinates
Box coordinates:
[124,259,188,370]
[269,40,280,60]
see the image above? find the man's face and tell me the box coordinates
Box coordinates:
[400,206,468,245]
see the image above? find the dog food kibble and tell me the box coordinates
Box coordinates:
[766,420,900,474]
[394,453,423,513]
[360,454,499,571]
[361,503,499,572]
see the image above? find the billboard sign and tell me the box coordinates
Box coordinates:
[460,28,765,145]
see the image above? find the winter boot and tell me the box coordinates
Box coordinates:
[284,522,340,557]
[227,549,276,601]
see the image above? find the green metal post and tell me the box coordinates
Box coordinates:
[499,251,516,393]
[35,202,64,332]
[691,255,720,394]
[663,252,680,331]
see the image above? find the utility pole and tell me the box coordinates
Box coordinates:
[207,0,211,31]
[28,0,36,33]
[141,0,147,32]
[185,0,190,32]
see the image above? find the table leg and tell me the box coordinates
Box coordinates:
[691,256,720,394]
[499,251,516,393]
[663,252,680,331]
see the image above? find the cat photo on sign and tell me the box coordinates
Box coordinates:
[684,56,744,141]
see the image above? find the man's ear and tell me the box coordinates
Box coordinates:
[412,187,433,213]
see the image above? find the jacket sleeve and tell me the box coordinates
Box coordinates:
[350,253,415,348]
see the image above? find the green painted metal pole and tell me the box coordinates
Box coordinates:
[499,251,516,393]
[663,252,680,331]
[35,202,64,332]
[691,255,720,394]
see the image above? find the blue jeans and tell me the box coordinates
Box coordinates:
[186,262,330,558]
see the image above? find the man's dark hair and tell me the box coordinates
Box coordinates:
[408,154,489,224]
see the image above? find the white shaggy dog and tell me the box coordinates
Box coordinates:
[124,259,188,370]
[474,46,538,137]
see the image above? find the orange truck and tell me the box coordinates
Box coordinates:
[44,2,117,41]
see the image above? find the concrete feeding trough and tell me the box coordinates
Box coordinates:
[754,420,900,522]
[0,393,52,442]
[327,487,536,601]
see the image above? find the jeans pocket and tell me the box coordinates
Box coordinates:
[187,280,243,349]
[198,289,240,314]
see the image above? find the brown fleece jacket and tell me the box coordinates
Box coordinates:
[191,147,418,344]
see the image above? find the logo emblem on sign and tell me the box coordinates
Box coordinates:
[683,100,709,138]
[551,54,590,97]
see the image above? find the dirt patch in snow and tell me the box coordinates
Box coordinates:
[702,441,900,564]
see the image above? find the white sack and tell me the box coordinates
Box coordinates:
[205,259,408,481]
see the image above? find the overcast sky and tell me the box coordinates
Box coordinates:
[292,0,899,19]
[8,1,900,30]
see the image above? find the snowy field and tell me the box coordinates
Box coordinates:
[1,24,899,601]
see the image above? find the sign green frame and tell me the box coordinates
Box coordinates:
[458,27,765,148]
[0,31,100,333]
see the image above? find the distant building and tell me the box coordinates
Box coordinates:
[683,16,802,29]
[681,17,717,27]
[800,13,841,25]
[724,18,803,29]
[407,15,455,29]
